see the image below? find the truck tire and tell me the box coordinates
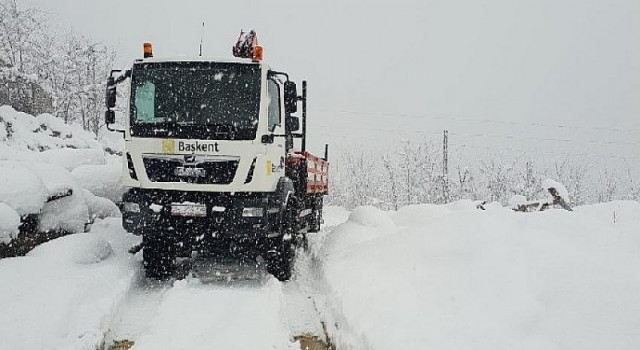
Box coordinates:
[309,197,323,233]
[143,232,176,280]
[309,209,321,233]
[266,238,295,281]
[266,203,297,281]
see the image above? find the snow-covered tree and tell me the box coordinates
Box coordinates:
[0,0,116,134]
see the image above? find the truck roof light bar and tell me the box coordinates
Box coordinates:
[253,45,263,61]
[143,42,153,58]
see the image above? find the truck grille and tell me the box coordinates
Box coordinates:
[142,154,239,184]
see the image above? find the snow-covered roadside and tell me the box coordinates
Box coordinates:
[0,105,124,244]
[0,218,140,350]
[317,201,640,350]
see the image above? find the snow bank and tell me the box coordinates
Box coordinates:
[40,147,106,171]
[83,189,121,221]
[26,162,90,233]
[0,218,140,350]
[321,206,351,227]
[0,160,48,215]
[320,201,640,350]
[98,127,125,155]
[0,158,120,239]
[72,157,124,203]
[0,106,124,240]
[321,206,393,256]
[575,200,640,225]
[348,205,395,229]
[0,105,101,153]
[28,232,113,265]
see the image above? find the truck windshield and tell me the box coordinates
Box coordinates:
[129,62,261,140]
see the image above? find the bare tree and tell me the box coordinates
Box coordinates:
[382,154,400,210]
[0,1,116,134]
[596,169,618,203]
[0,0,48,73]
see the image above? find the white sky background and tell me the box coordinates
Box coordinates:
[26,0,640,177]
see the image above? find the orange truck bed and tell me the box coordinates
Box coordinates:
[288,151,329,194]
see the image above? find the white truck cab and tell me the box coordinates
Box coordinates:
[105,35,328,281]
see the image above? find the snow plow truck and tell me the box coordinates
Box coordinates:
[105,31,329,281]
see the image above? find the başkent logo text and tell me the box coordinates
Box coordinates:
[177,140,220,153]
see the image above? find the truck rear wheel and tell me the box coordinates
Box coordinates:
[308,197,323,233]
[309,208,321,233]
[143,232,176,280]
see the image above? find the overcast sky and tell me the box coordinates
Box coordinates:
[25,0,640,175]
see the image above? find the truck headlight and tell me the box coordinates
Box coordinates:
[123,202,141,213]
[242,207,264,217]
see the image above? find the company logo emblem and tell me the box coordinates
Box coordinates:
[174,167,206,178]
[162,139,175,154]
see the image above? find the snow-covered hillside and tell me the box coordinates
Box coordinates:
[1,202,639,350]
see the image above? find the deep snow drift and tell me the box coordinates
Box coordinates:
[0,106,124,243]
[0,218,140,350]
[318,201,640,350]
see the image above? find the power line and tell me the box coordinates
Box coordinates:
[450,143,637,160]
[312,126,640,147]
[312,109,640,134]
[311,129,637,160]
[449,131,640,147]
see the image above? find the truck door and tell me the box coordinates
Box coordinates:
[265,78,286,177]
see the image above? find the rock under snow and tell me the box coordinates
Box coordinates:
[0,203,20,244]
[25,162,90,233]
[542,178,570,201]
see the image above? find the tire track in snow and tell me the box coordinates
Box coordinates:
[102,208,351,350]
[103,258,334,350]
[293,208,370,350]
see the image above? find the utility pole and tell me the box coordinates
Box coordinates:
[199,22,205,56]
[443,130,450,203]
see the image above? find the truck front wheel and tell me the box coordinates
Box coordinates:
[266,203,297,281]
[266,238,295,281]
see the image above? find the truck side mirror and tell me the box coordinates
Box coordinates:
[286,115,300,133]
[106,76,116,109]
[284,81,297,114]
[105,110,115,125]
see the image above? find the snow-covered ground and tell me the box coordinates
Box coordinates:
[316,201,640,350]
[1,197,639,349]
[0,218,139,349]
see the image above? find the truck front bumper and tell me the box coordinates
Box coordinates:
[121,188,283,242]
